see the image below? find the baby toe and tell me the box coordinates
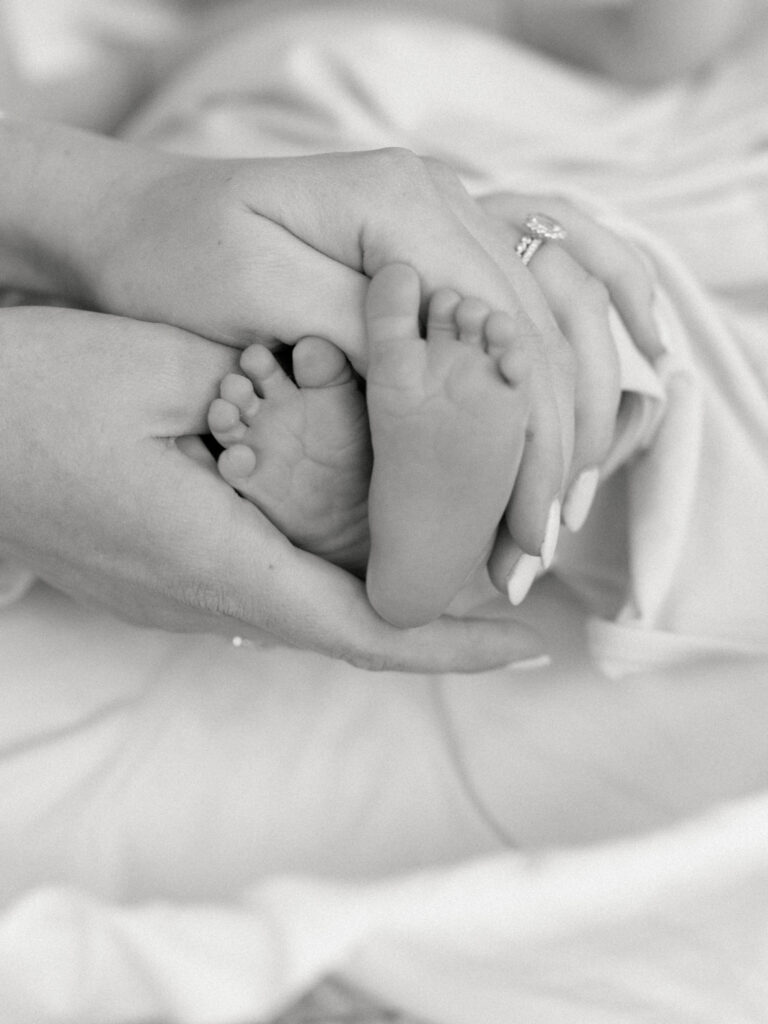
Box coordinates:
[220,373,260,422]
[208,397,248,445]
[485,312,534,387]
[426,288,461,344]
[240,344,295,400]
[218,443,258,484]
[455,297,490,347]
[293,336,352,389]
[366,263,422,346]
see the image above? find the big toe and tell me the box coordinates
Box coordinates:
[365,263,422,349]
[292,336,352,389]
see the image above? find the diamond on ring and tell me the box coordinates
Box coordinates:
[515,213,567,266]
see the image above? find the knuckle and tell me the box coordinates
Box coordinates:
[371,146,428,185]
[421,154,459,187]
[360,149,438,230]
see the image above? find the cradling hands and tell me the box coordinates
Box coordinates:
[79,146,580,562]
[0,305,543,672]
[11,119,655,609]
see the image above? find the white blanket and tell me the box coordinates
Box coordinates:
[3,783,768,1022]
[2,6,768,1023]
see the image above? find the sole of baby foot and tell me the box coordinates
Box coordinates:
[365,264,532,627]
[209,338,371,573]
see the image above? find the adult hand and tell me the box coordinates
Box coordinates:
[1,118,590,564]
[476,190,662,597]
[99,148,584,558]
[4,122,570,558]
[0,306,543,672]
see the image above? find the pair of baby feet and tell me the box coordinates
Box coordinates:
[207,263,531,627]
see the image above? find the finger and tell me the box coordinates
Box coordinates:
[503,364,566,559]
[422,161,562,335]
[524,244,621,480]
[544,202,663,361]
[482,192,663,359]
[231,549,547,674]
[423,161,576,553]
[487,521,540,605]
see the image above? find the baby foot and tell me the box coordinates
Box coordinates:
[365,263,532,627]
[208,337,371,573]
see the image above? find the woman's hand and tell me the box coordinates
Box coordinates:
[0,118,603,569]
[86,147,561,367]
[58,134,580,558]
[0,306,543,672]
[476,190,662,596]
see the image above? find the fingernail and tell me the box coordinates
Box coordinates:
[562,467,599,532]
[506,553,541,606]
[540,499,561,569]
[506,654,552,672]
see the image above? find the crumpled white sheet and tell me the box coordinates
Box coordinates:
[2,788,768,1024]
[2,7,768,1024]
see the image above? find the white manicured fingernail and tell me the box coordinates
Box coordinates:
[506,654,552,672]
[506,553,541,606]
[540,499,561,569]
[563,467,599,532]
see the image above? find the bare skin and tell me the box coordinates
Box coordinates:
[210,264,534,629]
[208,336,371,575]
[364,263,533,627]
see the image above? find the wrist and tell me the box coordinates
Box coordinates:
[0,117,175,304]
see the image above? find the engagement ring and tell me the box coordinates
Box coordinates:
[515,213,567,266]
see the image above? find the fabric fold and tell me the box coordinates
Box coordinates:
[2,790,768,1024]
